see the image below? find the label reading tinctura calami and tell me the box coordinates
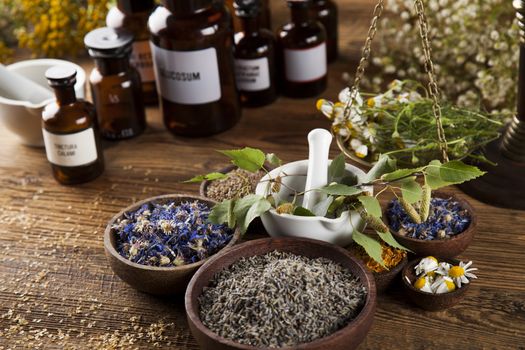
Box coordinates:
[42,128,99,167]
[151,44,221,105]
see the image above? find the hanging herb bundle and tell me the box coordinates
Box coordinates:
[318,80,502,167]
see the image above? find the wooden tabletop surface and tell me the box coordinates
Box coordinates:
[1,0,524,349]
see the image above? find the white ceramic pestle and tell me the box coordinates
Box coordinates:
[0,63,53,105]
[302,128,333,211]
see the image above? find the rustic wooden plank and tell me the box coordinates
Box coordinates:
[1,0,524,349]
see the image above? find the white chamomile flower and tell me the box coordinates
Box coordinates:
[415,256,439,276]
[431,276,456,294]
[388,79,404,92]
[448,261,478,288]
[397,92,410,104]
[436,261,452,276]
[367,94,384,108]
[338,88,363,107]
[350,138,363,150]
[316,99,334,119]
[355,145,368,158]
[413,275,433,293]
[363,126,377,144]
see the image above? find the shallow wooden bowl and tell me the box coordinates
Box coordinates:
[402,258,470,311]
[373,255,408,293]
[185,237,377,350]
[104,194,241,295]
[387,192,476,259]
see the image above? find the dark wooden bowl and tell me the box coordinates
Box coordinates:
[387,192,476,259]
[185,237,377,350]
[402,258,470,311]
[104,194,241,295]
[373,255,408,293]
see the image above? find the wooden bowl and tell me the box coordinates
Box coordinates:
[185,237,377,350]
[386,192,476,259]
[373,255,408,293]
[402,258,470,311]
[104,194,241,295]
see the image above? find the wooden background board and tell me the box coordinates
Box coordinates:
[1,0,524,348]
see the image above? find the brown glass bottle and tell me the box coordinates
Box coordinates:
[42,66,104,185]
[312,0,338,63]
[106,0,158,104]
[277,0,327,98]
[85,27,146,141]
[149,0,241,137]
[226,0,272,32]
[233,0,278,107]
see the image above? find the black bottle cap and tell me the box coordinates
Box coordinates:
[162,0,213,14]
[117,0,155,13]
[45,66,77,87]
[84,27,134,59]
[286,0,311,7]
[234,0,261,17]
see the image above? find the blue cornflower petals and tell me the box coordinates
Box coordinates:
[386,197,471,240]
[113,200,234,267]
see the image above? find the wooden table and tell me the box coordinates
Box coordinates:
[1,1,524,348]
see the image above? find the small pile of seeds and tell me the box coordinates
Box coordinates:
[198,251,367,348]
[113,200,234,267]
[387,197,471,240]
[205,168,264,201]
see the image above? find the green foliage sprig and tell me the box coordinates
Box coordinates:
[187,147,484,268]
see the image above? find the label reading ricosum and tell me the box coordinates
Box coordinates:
[131,40,155,83]
[284,43,327,83]
[234,57,270,91]
[151,44,221,105]
[42,128,98,167]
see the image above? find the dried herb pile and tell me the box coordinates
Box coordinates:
[206,168,264,202]
[198,251,367,348]
[113,200,234,267]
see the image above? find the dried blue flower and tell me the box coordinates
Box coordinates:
[386,197,471,240]
[113,200,234,267]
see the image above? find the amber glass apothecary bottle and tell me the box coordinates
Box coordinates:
[233,0,278,107]
[85,27,146,141]
[42,66,104,185]
[226,0,272,32]
[149,0,241,137]
[106,0,158,104]
[312,0,338,62]
[277,0,327,98]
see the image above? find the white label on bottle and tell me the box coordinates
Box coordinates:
[42,128,98,167]
[234,57,270,91]
[131,40,155,83]
[284,43,327,83]
[151,44,221,105]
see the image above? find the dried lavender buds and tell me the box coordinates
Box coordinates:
[206,168,264,202]
[387,197,471,240]
[198,251,367,348]
[113,200,234,267]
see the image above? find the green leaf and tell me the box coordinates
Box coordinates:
[440,160,486,184]
[364,154,397,182]
[340,174,358,186]
[401,179,423,204]
[312,196,334,217]
[265,153,282,166]
[208,199,236,228]
[183,172,228,183]
[328,153,346,182]
[376,230,411,252]
[319,184,363,196]
[219,147,266,172]
[233,194,271,233]
[358,195,382,218]
[425,160,450,190]
[352,231,386,268]
[293,206,316,216]
[381,167,423,182]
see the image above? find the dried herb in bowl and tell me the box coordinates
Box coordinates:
[387,197,471,240]
[206,168,264,202]
[198,251,367,348]
[112,200,234,267]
